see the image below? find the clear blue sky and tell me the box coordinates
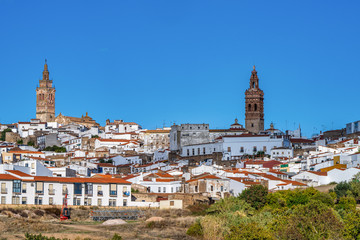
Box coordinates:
[0,0,359,137]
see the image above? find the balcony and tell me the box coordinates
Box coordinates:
[97,191,103,196]
[123,191,130,197]
[1,188,7,194]
[22,189,27,194]
[35,190,44,195]
[49,189,55,195]
[109,191,117,196]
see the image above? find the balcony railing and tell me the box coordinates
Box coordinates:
[110,191,117,196]
[49,189,55,195]
[123,191,130,197]
[98,191,103,196]
[22,189,27,193]
[35,190,44,194]
[1,188,7,194]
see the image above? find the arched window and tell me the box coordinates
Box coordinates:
[254,104,257,111]
[252,81,255,88]
[248,104,251,111]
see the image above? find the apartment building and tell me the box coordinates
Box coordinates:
[0,170,131,207]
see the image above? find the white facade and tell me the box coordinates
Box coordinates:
[17,119,47,138]
[270,148,294,159]
[0,171,132,207]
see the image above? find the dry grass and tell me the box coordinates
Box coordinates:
[0,206,197,240]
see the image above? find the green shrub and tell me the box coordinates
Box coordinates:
[239,185,268,210]
[186,219,203,237]
[187,203,210,216]
[110,233,122,240]
[25,233,69,240]
[146,221,155,228]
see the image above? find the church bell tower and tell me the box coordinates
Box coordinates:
[245,66,264,133]
[36,59,56,122]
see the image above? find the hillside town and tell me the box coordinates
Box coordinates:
[1,61,359,209]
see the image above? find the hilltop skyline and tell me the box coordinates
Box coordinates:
[0,1,359,137]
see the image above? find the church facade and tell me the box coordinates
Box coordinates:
[36,60,56,122]
[245,66,264,133]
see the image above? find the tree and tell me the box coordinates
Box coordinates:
[275,200,343,240]
[44,145,66,153]
[343,210,360,239]
[0,128,12,141]
[335,196,356,213]
[239,185,268,210]
[99,158,113,164]
[333,181,352,199]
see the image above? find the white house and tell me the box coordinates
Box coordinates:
[17,119,47,138]
[0,170,132,207]
[270,147,294,159]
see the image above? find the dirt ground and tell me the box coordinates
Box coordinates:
[0,206,197,240]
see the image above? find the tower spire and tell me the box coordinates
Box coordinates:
[43,59,49,80]
[250,65,259,89]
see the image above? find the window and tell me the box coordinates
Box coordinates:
[240,147,244,153]
[22,183,27,193]
[85,183,93,195]
[1,196,5,204]
[97,198,102,206]
[163,187,166,193]
[73,198,81,205]
[170,201,175,206]
[221,186,224,192]
[12,196,20,204]
[87,198,92,206]
[22,197,27,205]
[62,185,68,195]
[263,146,267,152]
[197,148,200,155]
[254,104,257,111]
[253,146,257,152]
[35,197,43,205]
[227,147,231,152]
[36,182,44,194]
[192,149,195,155]
[248,104,251,111]
[49,197,54,205]
[203,148,206,154]
[171,187,173,193]
[195,186,198,192]
[49,184,54,195]
[1,183,6,194]
[187,149,190,156]
[109,199,116,207]
[210,186,214,191]
[158,187,161,193]
[74,183,82,195]
[13,180,21,193]
[110,184,117,196]
[123,199,127,206]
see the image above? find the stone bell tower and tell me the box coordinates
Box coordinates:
[245,66,264,133]
[36,59,56,122]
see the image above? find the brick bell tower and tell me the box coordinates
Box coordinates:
[245,66,264,133]
[36,59,56,122]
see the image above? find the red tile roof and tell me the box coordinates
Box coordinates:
[6,170,32,177]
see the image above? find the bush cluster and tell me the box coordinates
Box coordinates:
[187,180,360,239]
